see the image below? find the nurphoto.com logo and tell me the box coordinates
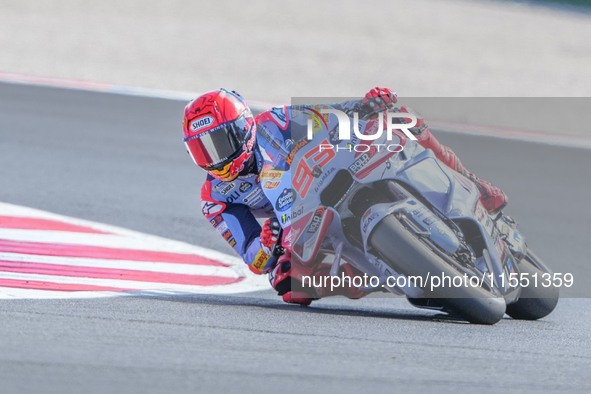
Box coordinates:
[305,108,419,153]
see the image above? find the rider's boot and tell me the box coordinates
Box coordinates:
[310,264,367,300]
[270,257,366,305]
[399,106,508,214]
[270,257,313,306]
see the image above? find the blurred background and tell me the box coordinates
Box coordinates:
[1,3,590,392]
[1,0,590,103]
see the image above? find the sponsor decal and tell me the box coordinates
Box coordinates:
[354,143,376,159]
[218,182,235,196]
[243,189,263,204]
[224,134,255,181]
[260,171,283,181]
[286,139,310,165]
[504,258,517,287]
[311,165,323,178]
[225,191,240,203]
[280,213,290,225]
[263,180,280,189]
[307,207,325,234]
[252,250,270,272]
[514,232,521,242]
[500,223,510,238]
[348,152,371,174]
[222,229,233,241]
[305,106,330,136]
[209,215,223,228]
[291,204,304,221]
[362,209,371,222]
[201,201,223,217]
[239,182,252,193]
[229,238,237,248]
[284,139,293,152]
[328,127,341,145]
[280,204,304,226]
[313,167,336,193]
[275,188,294,212]
[215,222,229,235]
[284,228,292,244]
[270,107,287,128]
[246,194,264,206]
[362,210,380,234]
[190,115,215,132]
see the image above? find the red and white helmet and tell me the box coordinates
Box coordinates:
[183,89,256,181]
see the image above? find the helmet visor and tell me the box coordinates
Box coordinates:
[185,115,251,168]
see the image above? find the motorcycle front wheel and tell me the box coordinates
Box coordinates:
[369,214,506,325]
[505,249,559,320]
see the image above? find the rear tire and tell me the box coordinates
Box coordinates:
[505,250,559,320]
[370,215,506,325]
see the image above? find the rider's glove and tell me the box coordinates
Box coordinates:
[361,87,397,115]
[261,217,283,257]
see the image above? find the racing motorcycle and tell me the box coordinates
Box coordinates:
[259,106,559,325]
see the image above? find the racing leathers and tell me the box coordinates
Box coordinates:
[201,153,277,275]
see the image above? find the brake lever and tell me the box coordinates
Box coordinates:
[272,231,284,256]
[269,218,285,257]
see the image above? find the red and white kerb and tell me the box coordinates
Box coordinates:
[0,202,268,299]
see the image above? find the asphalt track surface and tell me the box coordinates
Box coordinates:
[1,83,590,393]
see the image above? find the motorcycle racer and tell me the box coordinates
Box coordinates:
[182,88,508,305]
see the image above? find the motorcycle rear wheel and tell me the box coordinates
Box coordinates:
[505,249,559,320]
[370,214,506,325]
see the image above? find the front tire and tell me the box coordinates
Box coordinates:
[370,215,506,325]
[505,249,559,320]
